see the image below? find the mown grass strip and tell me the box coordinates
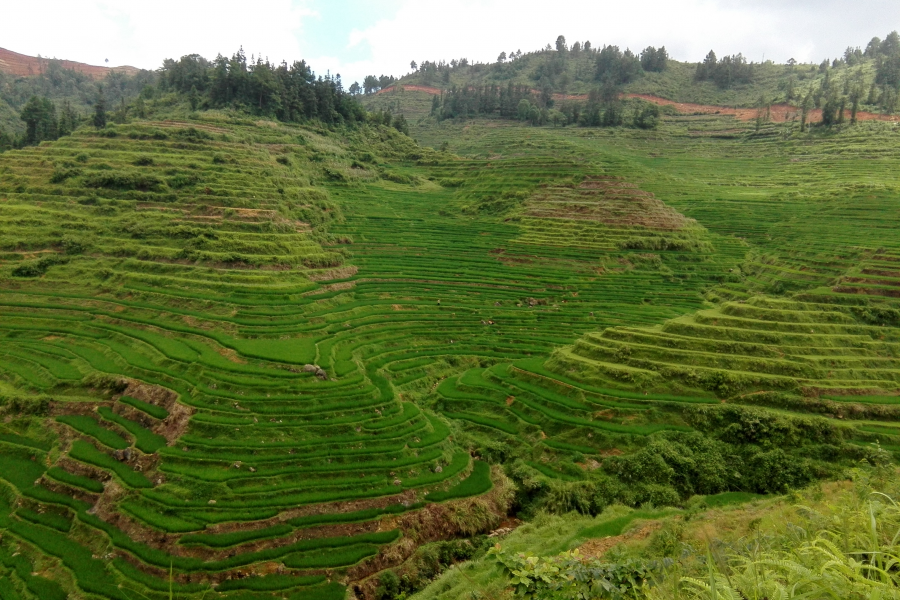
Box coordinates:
[427,460,492,502]
[179,524,293,548]
[283,543,381,569]
[55,415,130,450]
[45,467,104,493]
[97,407,167,453]
[68,440,152,488]
[216,573,326,592]
[119,395,169,419]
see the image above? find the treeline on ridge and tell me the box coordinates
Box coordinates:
[0,47,413,153]
[158,48,365,123]
[429,83,662,129]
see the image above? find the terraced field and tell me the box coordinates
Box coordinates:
[2,104,900,599]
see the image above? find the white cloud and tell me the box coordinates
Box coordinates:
[1,0,316,69]
[329,0,899,84]
[1,0,896,85]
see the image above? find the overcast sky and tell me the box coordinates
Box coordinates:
[2,1,898,85]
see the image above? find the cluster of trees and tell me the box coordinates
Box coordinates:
[158,49,365,124]
[0,57,154,150]
[594,45,643,85]
[432,83,539,120]
[873,31,900,91]
[791,31,900,128]
[0,59,151,118]
[351,74,396,95]
[695,51,754,88]
[369,108,409,135]
[19,96,80,144]
[431,83,659,129]
[407,36,668,100]
[408,59,470,86]
[0,94,85,151]
[640,46,669,72]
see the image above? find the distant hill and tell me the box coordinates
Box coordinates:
[360,32,900,122]
[0,47,139,79]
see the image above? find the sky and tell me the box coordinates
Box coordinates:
[2,1,898,85]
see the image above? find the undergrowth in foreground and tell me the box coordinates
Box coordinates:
[414,469,900,599]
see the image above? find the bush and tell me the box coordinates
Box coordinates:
[167,172,201,189]
[133,155,154,166]
[633,102,661,129]
[49,167,81,183]
[173,127,212,142]
[83,171,166,191]
[11,254,68,277]
[375,570,401,600]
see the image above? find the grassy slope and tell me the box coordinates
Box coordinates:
[413,473,900,600]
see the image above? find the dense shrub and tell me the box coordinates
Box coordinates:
[83,171,166,191]
[11,254,68,277]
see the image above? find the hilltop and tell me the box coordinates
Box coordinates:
[361,31,900,133]
[0,47,139,79]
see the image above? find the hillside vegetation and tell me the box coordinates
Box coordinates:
[1,35,900,600]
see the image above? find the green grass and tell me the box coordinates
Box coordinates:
[45,467,104,493]
[118,395,169,419]
[67,440,152,488]
[55,415,130,450]
[427,460,492,502]
[97,407,167,453]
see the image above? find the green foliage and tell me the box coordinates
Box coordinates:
[160,50,366,124]
[82,170,166,191]
[491,546,663,599]
[695,50,754,88]
[46,466,104,493]
[19,96,59,145]
[10,254,68,277]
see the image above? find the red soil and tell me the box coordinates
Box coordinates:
[378,84,900,124]
[0,47,139,79]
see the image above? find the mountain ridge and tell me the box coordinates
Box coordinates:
[0,46,139,79]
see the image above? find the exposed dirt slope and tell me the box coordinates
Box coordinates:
[0,46,139,78]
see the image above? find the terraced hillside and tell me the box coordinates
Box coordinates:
[2,97,900,599]
[0,118,513,600]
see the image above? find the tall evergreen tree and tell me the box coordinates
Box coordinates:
[93,86,107,129]
[20,96,58,145]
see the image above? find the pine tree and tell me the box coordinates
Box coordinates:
[800,92,812,132]
[93,86,107,129]
[20,96,58,145]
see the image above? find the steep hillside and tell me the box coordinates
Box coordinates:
[0,47,139,79]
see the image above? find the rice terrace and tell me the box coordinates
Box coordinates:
[2,13,900,600]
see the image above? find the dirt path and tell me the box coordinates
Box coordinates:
[377,85,900,124]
